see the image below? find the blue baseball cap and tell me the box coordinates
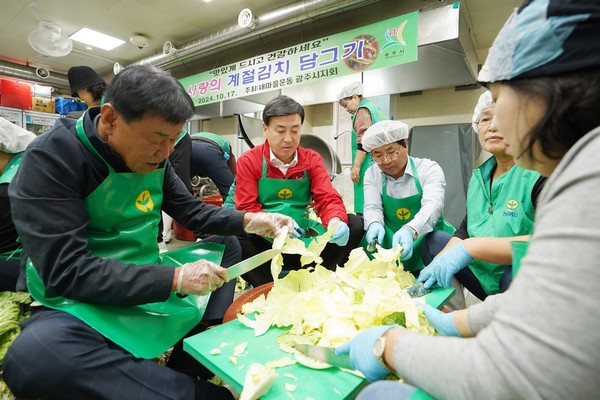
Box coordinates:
[478,0,600,83]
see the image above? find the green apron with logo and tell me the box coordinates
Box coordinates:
[381,158,455,271]
[351,99,384,214]
[0,152,25,260]
[466,157,538,294]
[257,158,325,245]
[25,117,224,359]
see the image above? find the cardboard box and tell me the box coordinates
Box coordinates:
[31,97,55,113]
[0,79,32,110]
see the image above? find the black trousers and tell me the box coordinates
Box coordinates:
[238,213,364,287]
[3,309,233,400]
[3,235,240,400]
[0,256,20,291]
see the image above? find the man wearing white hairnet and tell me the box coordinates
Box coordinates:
[417,91,545,301]
[338,81,384,215]
[0,118,36,291]
[362,120,454,272]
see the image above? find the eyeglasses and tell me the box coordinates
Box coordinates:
[478,115,495,127]
[372,148,401,164]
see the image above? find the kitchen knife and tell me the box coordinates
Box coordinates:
[366,239,378,252]
[405,282,443,298]
[293,343,353,370]
[225,248,281,282]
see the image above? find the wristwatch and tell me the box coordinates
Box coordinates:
[406,225,419,241]
[373,331,391,371]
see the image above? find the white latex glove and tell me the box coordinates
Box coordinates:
[176,259,227,296]
[244,212,294,238]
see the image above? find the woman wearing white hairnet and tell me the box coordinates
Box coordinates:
[335,0,600,398]
[362,120,455,273]
[417,91,545,301]
[0,118,36,291]
[338,81,385,215]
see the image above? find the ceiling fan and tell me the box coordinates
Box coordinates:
[28,20,73,57]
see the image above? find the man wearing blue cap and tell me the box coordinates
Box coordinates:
[334,1,600,398]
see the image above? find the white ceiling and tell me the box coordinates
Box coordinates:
[0,0,521,94]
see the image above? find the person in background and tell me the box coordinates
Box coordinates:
[362,120,455,274]
[417,91,545,300]
[338,81,384,215]
[161,131,237,244]
[67,65,106,108]
[160,130,193,245]
[233,95,364,287]
[190,132,236,199]
[0,118,36,291]
[3,65,294,400]
[335,1,600,398]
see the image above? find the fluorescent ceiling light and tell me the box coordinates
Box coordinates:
[202,0,213,3]
[69,27,125,51]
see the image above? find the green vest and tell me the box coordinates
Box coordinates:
[190,132,231,160]
[351,99,384,214]
[380,158,455,271]
[257,158,325,244]
[25,116,224,359]
[466,157,539,294]
[0,152,25,259]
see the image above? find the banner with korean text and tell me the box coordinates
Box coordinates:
[179,11,418,106]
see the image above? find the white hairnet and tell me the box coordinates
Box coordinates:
[472,91,495,134]
[0,117,37,154]
[338,81,363,101]
[362,120,409,152]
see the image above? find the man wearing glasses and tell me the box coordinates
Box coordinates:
[361,120,455,273]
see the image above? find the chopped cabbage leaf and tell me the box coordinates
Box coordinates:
[239,246,435,344]
[239,362,278,400]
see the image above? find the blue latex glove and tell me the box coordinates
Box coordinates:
[365,222,385,246]
[329,217,350,246]
[335,325,397,382]
[392,227,414,261]
[291,220,303,239]
[420,303,459,337]
[417,241,473,289]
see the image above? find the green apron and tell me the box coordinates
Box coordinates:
[466,157,538,294]
[0,152,25,260]
[381,158,455,271]
[257,158,325,245]
[25,116,224,359]
[351,99,384,214]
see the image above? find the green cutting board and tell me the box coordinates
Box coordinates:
[184,287,454,399]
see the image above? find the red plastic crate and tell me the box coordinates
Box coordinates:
[0,79,32,110]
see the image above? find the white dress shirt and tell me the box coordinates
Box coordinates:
[363,157,446,237]
[269,149,298,176]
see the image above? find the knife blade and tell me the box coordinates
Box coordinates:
[293,343,353,370]
[225,248,281,282]
[406,282,431,298]
[366,239,378,252]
